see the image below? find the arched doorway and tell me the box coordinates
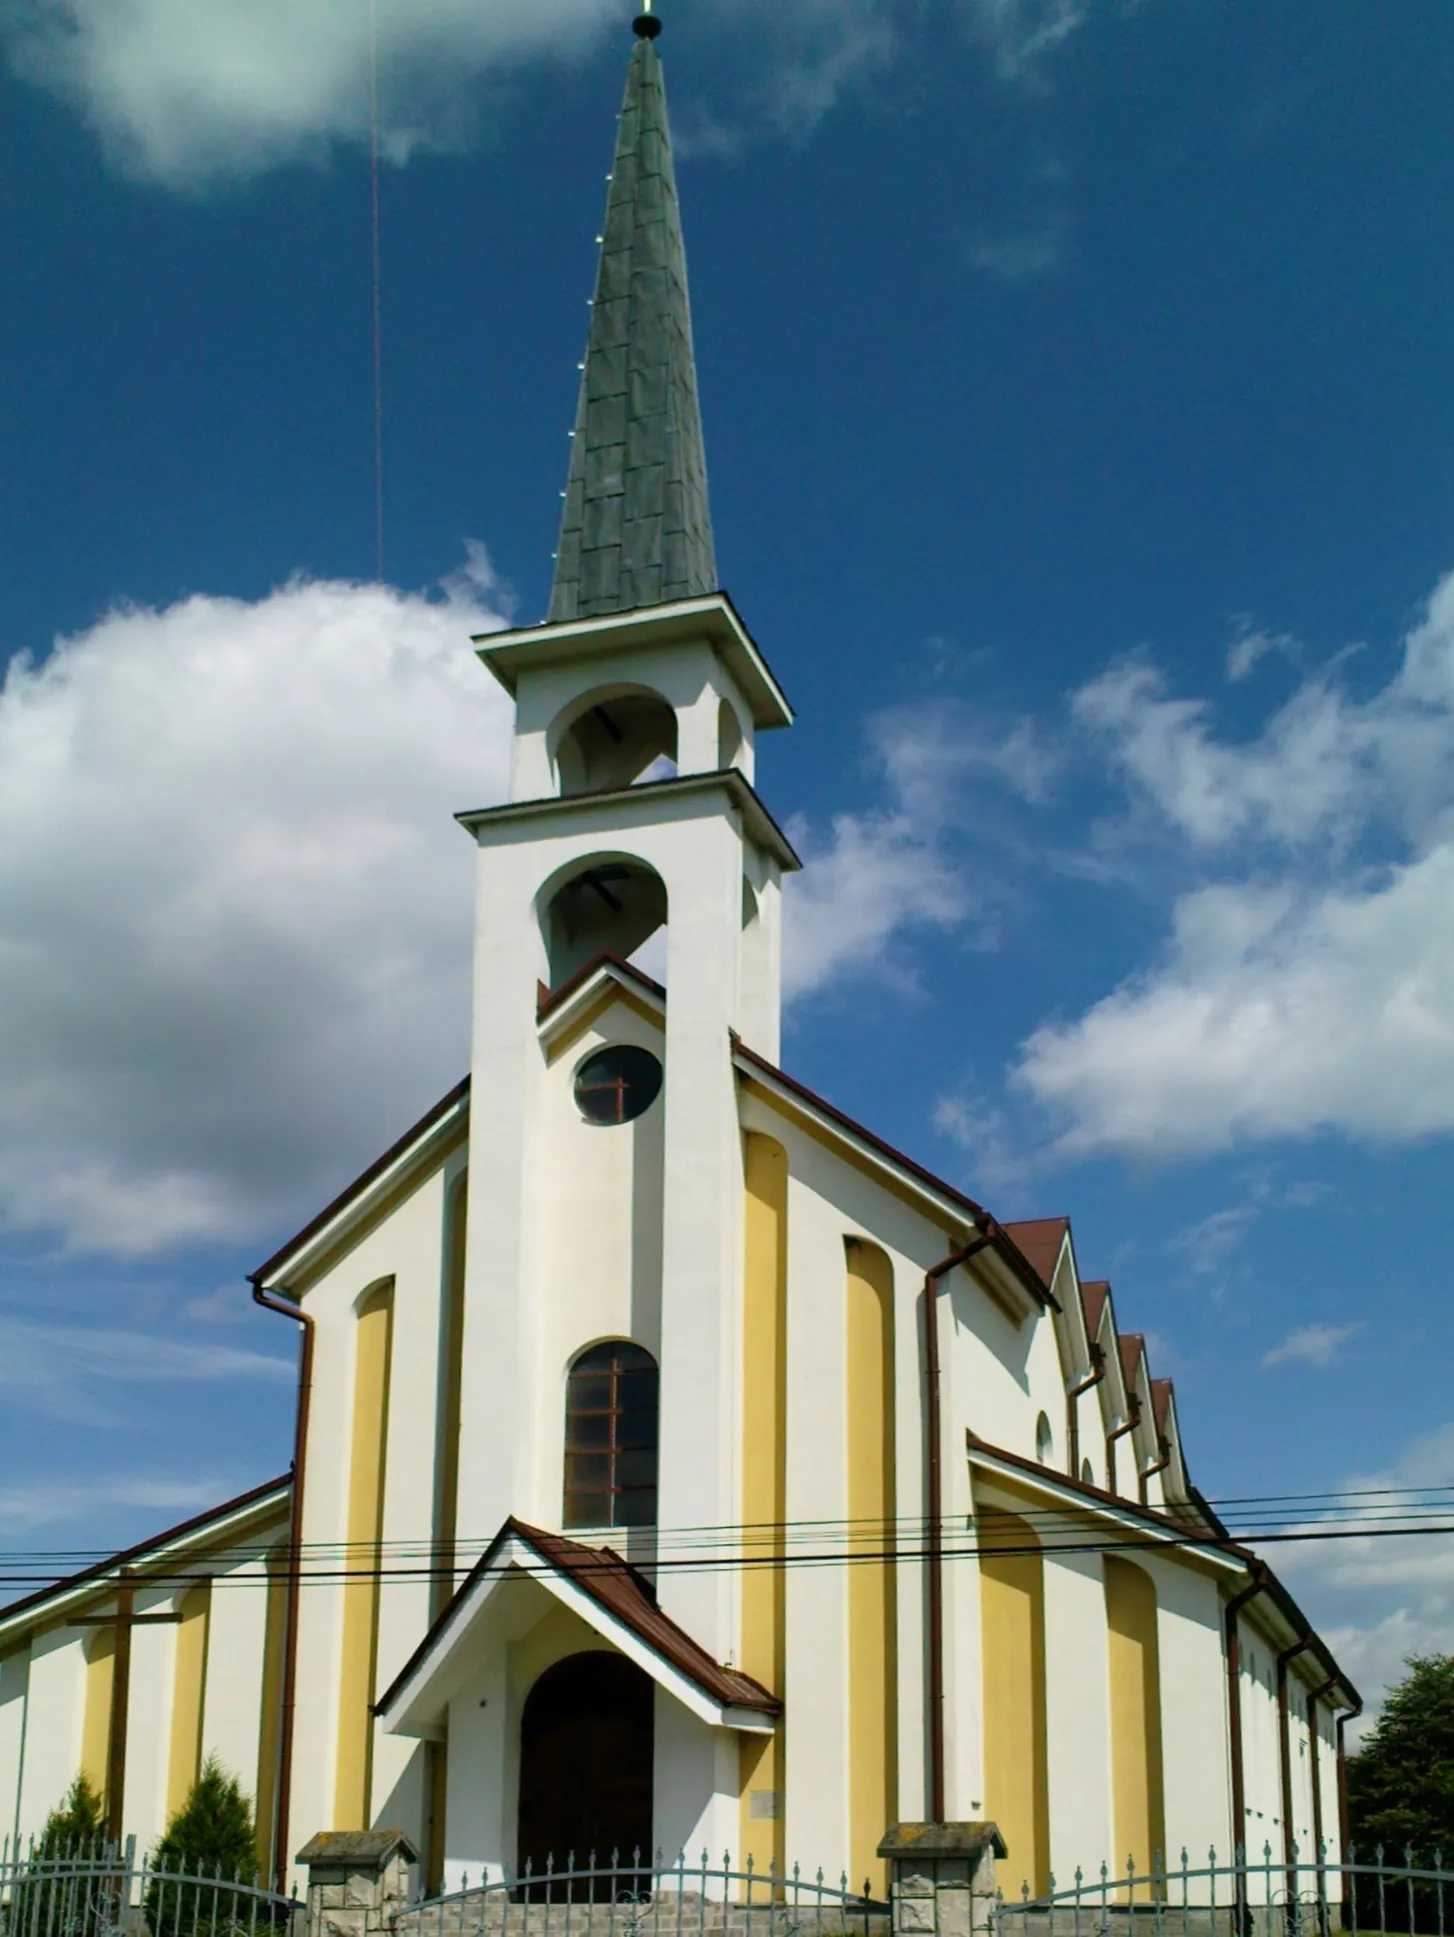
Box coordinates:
[518,1652,654,1886]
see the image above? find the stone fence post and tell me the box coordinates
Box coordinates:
[297,1831,421,1937]
[878,1824,1007,1937]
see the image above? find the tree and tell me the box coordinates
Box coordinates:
[15,1773,110,1937]
[1349,1653,1454,1863]
[36,1772,106,1853]
[145,1760,260,1937]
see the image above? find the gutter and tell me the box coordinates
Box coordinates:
[1337,1698,1363,1920]
[1138,1436,1173,1507]
[923,1226,996,1822]
[1065,1345,1105,1481]
[1306,1674,1339,1909]
[1277,1636,1317,1905]
[249,1275,316,1896]
[1105,1400,1141,1497]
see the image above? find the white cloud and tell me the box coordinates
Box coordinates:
[782,699,1053,1002]
[960,0,1092,83]
[932,1089,1028,1193]
[1,568,1003,1257]
[0,560,512,1254]
[1226,615,1300,684]
[0,1473,239,1537]
[783,808,969,1001]
[4,0,892,187]
[967,212,1069,282]
[1263,1423,1454,1730]
[1261,1321,1362,1370]
[1173,1204,1256,1274]
[1015,566,1454,1159]
[0,1319,293,1424]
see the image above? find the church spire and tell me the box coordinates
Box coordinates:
[548,13,717,623]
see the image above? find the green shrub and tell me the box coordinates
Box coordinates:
[144,1760,260,1937]
[12,1774,111,1937]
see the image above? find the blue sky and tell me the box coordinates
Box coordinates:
[2,0,1453,1722]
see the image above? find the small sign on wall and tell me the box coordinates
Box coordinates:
[749,1790,780,1820]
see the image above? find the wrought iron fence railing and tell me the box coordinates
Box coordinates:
[397,1848,889,1937]
[0,1836,302,1937]
[1000,1843,1454,1937]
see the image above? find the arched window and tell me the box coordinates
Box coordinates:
[564,1342,659,1529]
[1035,1411,1054,1466]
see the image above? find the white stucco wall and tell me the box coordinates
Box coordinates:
[18,1629,86,1835]
[0,1647,30,1852]
[202,1553,274,1806]
[1043,1547,1114,1877]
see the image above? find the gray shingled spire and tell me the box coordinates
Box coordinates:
[548,18,717,622]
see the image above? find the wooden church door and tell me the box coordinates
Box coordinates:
[517,1651,655,1890]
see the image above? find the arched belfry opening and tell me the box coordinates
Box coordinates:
[554,689,678,797]
[541,857,667,988]
[517,1652,654,1885]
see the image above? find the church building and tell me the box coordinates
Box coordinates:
[0,11,1358,1909]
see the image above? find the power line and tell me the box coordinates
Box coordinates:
[368,0,385,583]
[5,1491,1454,1569]
[4,1511,1454,1599]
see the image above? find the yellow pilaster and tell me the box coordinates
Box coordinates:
[165,1585,212,1821]
[335,1283,395,1829]
[739,1134,788,1879]
[845,1238,897,1898]
[81,1629,116,1802]
[255,1547,288,1873]
[979,1507,1049,1899]
[1105,1556,1166,1894]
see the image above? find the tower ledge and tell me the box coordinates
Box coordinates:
[455,765,802,873]
[474,591,793,731]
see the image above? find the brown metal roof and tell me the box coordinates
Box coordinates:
[1120,1332,1146,1386]
[1151,1377,1174,1435]
[537,949,667,1022]
[376,1517,778,1720]
[1081,1279,1110,1336]
[1000,1218,1069,1291]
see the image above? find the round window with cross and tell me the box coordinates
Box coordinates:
[572,1044,663,1125]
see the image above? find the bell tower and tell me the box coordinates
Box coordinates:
[452,11,796,1665]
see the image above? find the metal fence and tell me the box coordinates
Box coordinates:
[1000,1844,1454,1937]
[396,1849,889,1937]
[0,1836,302,1937]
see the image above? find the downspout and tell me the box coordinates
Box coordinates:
[1307,1674,1339,1926]
[1336,1699,1363,1924]
[1278,1636,1316,1910]
[250,1275,315,1895]
[923,1226,996,1823]
[1224,1564,1267,1926]
[1138,1436,1172,1507]
[1065,1345,1105,1480]
[1105,1399,1141,1497]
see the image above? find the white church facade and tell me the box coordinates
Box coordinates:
[0,11,1357,1910]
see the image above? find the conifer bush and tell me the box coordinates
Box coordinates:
[144,1760,260,1937]
[16,1773,110,1937]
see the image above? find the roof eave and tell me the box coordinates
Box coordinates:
[457,768,801,874]
[474,593,793,731]
[0,1475,292,1641]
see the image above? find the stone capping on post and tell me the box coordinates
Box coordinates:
[877,1824,1008,1937]
[297,1831,421,1937]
